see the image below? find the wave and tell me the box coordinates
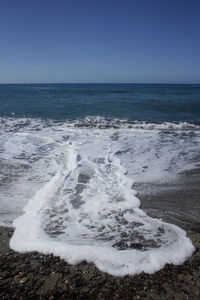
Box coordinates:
[0,116,199,275]
[1,116,200,132]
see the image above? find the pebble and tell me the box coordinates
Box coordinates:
[0,226,200,299]
[20,277,29,284]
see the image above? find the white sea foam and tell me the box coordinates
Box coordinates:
[0,117,199,275]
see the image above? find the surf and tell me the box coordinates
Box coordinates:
[0,117,197,275]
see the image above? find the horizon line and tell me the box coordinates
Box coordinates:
[0,82,200,85]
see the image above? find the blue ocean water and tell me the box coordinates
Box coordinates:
[0,83,200,122]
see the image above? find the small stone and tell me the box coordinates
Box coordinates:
[20,277,29,284]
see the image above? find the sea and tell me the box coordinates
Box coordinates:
[0,83,200,275]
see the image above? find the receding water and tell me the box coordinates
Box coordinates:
[0,84,200,275]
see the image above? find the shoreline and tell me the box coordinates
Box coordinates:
[1,224,200,299]
[1,169,200,298]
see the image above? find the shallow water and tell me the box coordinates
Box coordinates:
[0,116,199,275]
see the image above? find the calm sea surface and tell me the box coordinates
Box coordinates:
[0,83,200,122]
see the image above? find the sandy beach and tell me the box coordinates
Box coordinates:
[0,168,200,299]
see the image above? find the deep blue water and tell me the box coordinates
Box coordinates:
[0,84,200,122]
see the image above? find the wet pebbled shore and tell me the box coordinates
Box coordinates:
[0,225,200,299]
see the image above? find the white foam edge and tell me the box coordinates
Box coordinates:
[1,116,199,132]
[0,221,15,228]
[7,123,196,276]
[10,211,195,276]
[10,169,195,276]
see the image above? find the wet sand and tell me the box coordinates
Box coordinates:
[137,167,200,228]
[0,168,200,299]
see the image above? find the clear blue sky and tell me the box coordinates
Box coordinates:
[0,0,200,83]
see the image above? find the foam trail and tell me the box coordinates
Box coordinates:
[0,118,198,275]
